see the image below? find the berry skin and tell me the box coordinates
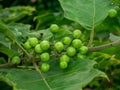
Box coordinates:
[60,54,70,63]
[77,53,85,59]
[34,44,43,53]
[40,40,50,51]
[41,63,50,72]
[28,37,39,47]
[50,24,59,33]
[66,47,76,56]
[11,56,21,64]
[54,42,64,52]
[23,41,31,50]
[62,37,72,45]
[60,61,68,69]
[73,29,82,39]
[108,9,117,18]
[72,39,82,49]
[79,46,88,54]
[40,52,50,62]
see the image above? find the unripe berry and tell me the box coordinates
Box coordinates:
[54,42,64,52]
[41,63,50,72]
[28,37,39,47]
[11,56,21,64]
[72,39,82,49]
[66,47,76,56]
[50,24,59,33]
[40,52,50,62]
[79,46,88,54]
[108,9,117,18]
[23,41,31,50]
[40,40,50,51]
[62,37,72,45]
[73,29,82,39]
[34,44,43,53]
[60,61,68,69]
[60,54,70,63]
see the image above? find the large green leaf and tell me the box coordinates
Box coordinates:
[59,0,113,30]
[0,59,107,90]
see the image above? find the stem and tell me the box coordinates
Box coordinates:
[88,0,96,47]
[15,41,31,58]
[17,65,34,69]
[0,63,13,68]
[33,59,52,90]
[89,39,120,52]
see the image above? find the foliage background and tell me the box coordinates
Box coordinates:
[0,0,120,90]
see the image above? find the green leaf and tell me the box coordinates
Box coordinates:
[53,28,72,40]
[0,6,35,23]
[59,0,113,30]
[8,23,30,43]
[109,33,120,41]
[0,46,18,58]
[0,21,15,40]
[112,0,120,5]
[0,32,11,47]
[29,29,53,40]
[0,59,107,90]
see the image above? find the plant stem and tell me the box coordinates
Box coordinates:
[88,39,120,52]
[33,58,52,90]
[15,41,31,58]
[17,65,34,69]
[0,63,13,68]
[88,0,96,47]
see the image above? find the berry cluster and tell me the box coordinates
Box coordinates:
[23,24,88,72]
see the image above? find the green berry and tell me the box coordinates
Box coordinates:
[62,37,72,45]
[40,52,50,62]
[11,56,21,64]
[41,63,50,72]
[40,40,50,51]
[72,39,82,48]
[54,42,64,52]
[77,53,85,59]
[60,61,68,69]
[73,29,82,39]
[34,44,43,53]
[79,46,88,54]
[108,9,117,18]
[23,41,31,50]
[60,54,70,63]
[28,37,39,47]
[50,24,59,33]
[66,47,76,56]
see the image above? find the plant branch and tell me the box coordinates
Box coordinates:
[0,63,13,68]
[88,0,96,47]
[33,58,52,90]
[88,39,120,52]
